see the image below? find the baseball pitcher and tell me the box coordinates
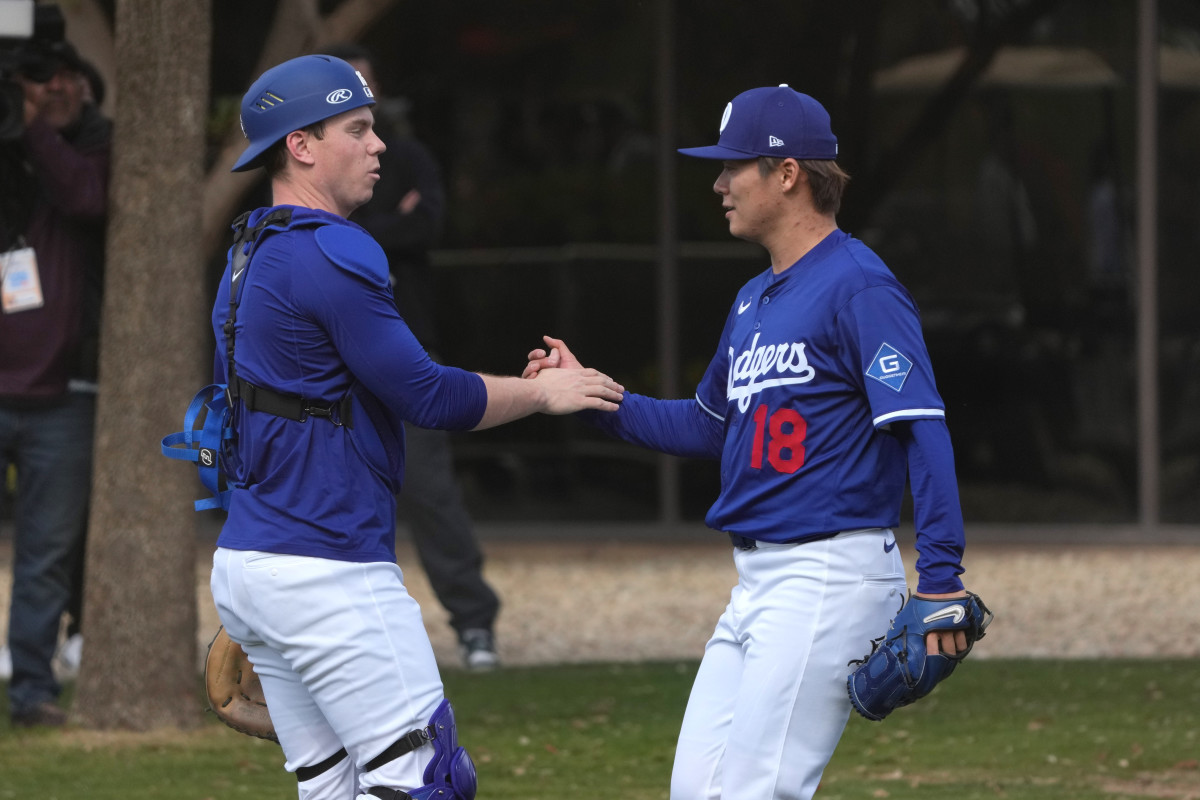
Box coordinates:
[525,85,990,800]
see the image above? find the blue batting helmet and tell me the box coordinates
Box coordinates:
[232,54,376,172]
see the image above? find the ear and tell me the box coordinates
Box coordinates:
[285,130,316,166]
[778,158,804,192]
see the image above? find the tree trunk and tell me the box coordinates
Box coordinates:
[72,0,213,731]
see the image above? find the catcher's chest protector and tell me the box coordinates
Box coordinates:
[162,209,348,511]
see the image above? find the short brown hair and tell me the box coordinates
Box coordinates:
[759,157,850,216]
[263,119,327,178]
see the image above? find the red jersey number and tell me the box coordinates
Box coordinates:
[750,404,807,474]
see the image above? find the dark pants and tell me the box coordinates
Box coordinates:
[0,393,93,713]
[399,422,499,635]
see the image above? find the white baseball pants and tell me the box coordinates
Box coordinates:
[670,528,906,800]
[211,548,443,800]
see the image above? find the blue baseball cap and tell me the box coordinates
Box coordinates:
[232,54,376,172]
[678,84,838,161]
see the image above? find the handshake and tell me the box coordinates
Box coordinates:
[472,335,622,429]
[518,335,616,415]
[522,335,586,380]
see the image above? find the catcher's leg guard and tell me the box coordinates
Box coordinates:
[365,699,477,800]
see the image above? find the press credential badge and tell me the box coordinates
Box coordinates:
[1,247,44,313]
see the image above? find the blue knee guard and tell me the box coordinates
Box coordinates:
[411,699,476,800]
[367,699,477,800]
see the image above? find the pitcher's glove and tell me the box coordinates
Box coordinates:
[204,627,277,742]
[847,591,992,721]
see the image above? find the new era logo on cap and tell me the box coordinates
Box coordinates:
[678,84,838,161]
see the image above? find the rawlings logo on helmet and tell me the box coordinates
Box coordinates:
[326,88,354,104]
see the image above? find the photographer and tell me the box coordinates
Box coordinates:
[0,35,110,728]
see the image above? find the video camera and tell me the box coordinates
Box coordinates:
[0,1,69,141]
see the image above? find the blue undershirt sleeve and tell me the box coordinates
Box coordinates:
[579,392,723,459]
[893,418,966,594]
[301,252,487,430]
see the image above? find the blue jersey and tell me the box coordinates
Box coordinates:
[696,228,944,539]
[586,229,965,591]
[211,206,487,563]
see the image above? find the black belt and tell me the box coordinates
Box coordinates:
[234,376,354,428]
[728,533,758,550]
[728,530,847,550]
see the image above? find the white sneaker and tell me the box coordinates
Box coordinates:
[55,633,83,679]
[0,645,10,681]
[459,629,499,672]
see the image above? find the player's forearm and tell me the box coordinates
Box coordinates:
[895,418,966,594]
[472,368,622,428]
[472,374,548,430]
[579,392,723,458]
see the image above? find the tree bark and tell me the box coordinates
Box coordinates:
[72,0,213,731]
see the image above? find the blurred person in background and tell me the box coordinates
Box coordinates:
[0,29,110,727]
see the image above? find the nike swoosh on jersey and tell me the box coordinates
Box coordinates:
[922,605,966,625]
[737,299,753,314]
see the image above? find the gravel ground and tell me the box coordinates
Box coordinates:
[202,529,1200,668]
[4,526,1200,670]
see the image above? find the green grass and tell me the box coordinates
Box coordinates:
[1,660,1198,799]
[825,659,1200,800]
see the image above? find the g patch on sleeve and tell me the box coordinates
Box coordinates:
[314,225,390,288]
[866,343,913,392]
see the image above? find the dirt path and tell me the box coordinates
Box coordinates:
[4,533,1199,670]
[197,536,1200,668]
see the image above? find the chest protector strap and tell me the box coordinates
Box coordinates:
[223,209,356,429]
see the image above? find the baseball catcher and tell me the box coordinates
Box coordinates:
[847,592,992,721]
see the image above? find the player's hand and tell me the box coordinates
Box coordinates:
[524,335,583,379]
[531,365,623,414]
[914,590,970,657]
[398,189,421,215]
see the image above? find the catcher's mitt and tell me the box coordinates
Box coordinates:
[205,627,277,741]
[847,591,992,722]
